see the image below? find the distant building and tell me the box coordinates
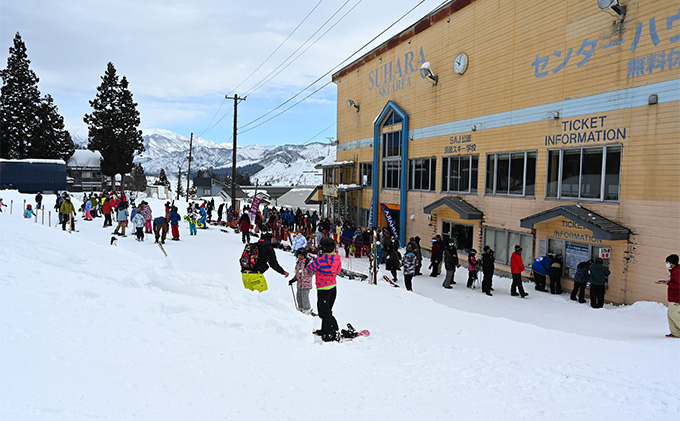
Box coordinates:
[0,159,67,193]
[66,150,103,192]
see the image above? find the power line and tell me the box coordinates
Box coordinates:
[243,0,354,98]
[226,0,326,98]
[303,122,336,144]
[240,0,427,131]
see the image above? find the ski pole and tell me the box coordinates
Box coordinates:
[289,281,299,311]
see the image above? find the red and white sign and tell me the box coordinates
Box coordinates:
[599,248,611,259]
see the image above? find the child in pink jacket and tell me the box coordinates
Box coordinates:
[290,248,314,314]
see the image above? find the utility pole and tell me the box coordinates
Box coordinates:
[225,94,246,214]
[186,132,193,201]
[176,166,182,200]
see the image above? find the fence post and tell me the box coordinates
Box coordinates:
[10,200,13,214]
[49,211,51,227]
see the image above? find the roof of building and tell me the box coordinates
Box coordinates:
[520,205,630,241]
[67,150,102,168]
[423,196,483,220]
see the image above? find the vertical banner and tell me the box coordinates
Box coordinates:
[367,200,374,228]
[249,197,261,225]
[380,203,399,244]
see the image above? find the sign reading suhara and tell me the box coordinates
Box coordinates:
[369,47,426,97]
[545,115,627,146]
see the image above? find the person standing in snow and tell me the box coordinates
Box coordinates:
[169,206,181,240]
[386,247,401,284]
[102,197,113,228]
[571,260,590,303]
[60,195,77,231]
[35,192,42,209]
[0,197,7,212]
[289,247,314,314]
[467,249,479,288]
[132,209,146,241]
[588,258,610,308]
[531,255,552,292]
[239,210,251,243]
[113,202,129,236]
[510,245,528,298]
[402,244,418,291]
[442,240,459,289]
[292,232,307,254]
[549,255,563,294]
[241,231,289,293]
[83,199,93,221]
[481,246,495,296]
[429,235,445,277]
[141,201,153,233]
[309,237,342,341]
[657,254,680,338]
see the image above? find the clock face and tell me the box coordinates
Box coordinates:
[454,53,468,74]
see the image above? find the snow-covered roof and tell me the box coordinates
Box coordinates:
[315,160,354,169]
[0,158,65,164]
[67,150,102,168]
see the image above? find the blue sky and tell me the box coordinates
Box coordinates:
[1,0,444,146]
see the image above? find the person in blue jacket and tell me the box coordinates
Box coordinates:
[531,255,552,292]
[24,204,36,218]
[170,206,181,240]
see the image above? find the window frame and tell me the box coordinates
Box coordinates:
[485,150,537,197]
[359,162,373,187]
[483,227,534,268]
[545,144,622,202]
[441,154,479,194]
[408,157,436,192]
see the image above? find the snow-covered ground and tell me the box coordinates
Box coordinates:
[1,189,677,420]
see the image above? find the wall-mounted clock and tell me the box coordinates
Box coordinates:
[454,53,469,75]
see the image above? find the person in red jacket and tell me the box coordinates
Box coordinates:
[658,254,680,338]
[239,210,251,244]
[510,245,528,298]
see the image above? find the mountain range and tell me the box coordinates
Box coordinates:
[71,129,336,186]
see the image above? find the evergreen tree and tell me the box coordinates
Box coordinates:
[84,62,145,190]
[0,32,41,159]
[131,162,147,192]
[155,168,170,187]
[30,94,75,160]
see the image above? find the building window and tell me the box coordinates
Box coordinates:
[485,151,536,196]
[546,145,621,201]
[359,163,372,187]
[408,158,436,191]
[442,155,478,194]
[483,227,534,268]
[324,169,333,184]
[382,131,401,158]
[442,221,474,252]
[382,161,401,189]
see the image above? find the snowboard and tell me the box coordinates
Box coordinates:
[183,215,205,228]
[314,324,370,343]
[339,268,368,281]
[382,275,400,288]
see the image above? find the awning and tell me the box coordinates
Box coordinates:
[520,205,630,241]
[423,196,482,220]
[314,161,355,170]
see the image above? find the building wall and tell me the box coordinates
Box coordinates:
[332,0,680,304]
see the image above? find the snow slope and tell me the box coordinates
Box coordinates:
[0,190,677,420]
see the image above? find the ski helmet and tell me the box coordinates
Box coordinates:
[320,237,336,253]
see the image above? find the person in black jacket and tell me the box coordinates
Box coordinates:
[442,241,459,289]
[241,232,290,292]
[481,246,495,296]
[549,255,563,294]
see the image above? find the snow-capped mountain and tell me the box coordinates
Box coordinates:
[71,128,336,185]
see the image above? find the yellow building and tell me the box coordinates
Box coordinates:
[328,0,680,304]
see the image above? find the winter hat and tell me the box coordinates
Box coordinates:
[666,254,679,266]
[27,204,32,209]
[469,249,477,256]
[406,244,414,253]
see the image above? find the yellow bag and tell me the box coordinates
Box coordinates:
[241,271,268,292]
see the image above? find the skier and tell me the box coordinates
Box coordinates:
[442,240,459,289]
[309,237,341,341]
[60,195,77,231]
[402,244,418,291]
[480,246,495,296]
[467,249,479,288]
[289,247,314,314]
[24,204,36,219]
[240,231,289,293]
[188,206,199,236]
[0,197,6,212]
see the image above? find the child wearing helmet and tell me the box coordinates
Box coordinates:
[24,204,36,219]
[289,247,314,314]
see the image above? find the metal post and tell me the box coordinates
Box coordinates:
[225,94,246,214]
[186,132,193,201]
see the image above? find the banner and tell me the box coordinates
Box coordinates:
[249,197,261,225]
[380,203,398,244]
[367,201,374,228]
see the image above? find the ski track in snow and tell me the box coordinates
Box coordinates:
[0,190,678,420]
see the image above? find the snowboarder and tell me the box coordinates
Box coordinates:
[289,247,314,314]
[308,237,341,342]
[240,231,289,293]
